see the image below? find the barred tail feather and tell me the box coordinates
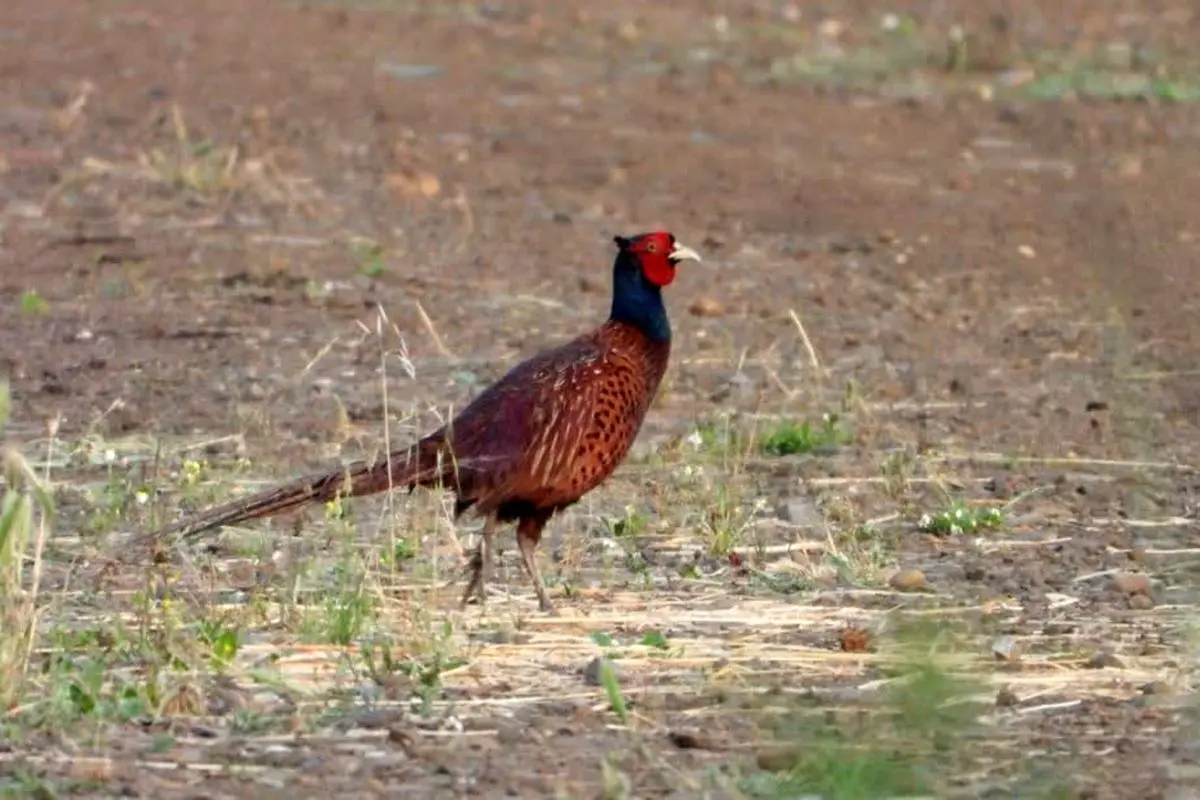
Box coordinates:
[152,435,450,543]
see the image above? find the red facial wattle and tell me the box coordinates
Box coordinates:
[641,254,677,287]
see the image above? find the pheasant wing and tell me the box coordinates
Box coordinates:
[441,335,607,510]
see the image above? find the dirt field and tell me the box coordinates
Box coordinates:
[3,1,1200,797]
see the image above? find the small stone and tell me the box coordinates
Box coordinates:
[774,498,823,527]
[839,627,870,653]
[1085,650,1124,669]
[757,746,802,772]
[1129,593,1155,610]
[991,635,1021,662]
[472,628,529,645]
[688,296,725,317]
[983,475,1011,498]
[709,370,756,403]
[353,709,405,729]
[1111,572,1152,596]
[995,687,1018,707]
[386,168,440,198]
[69,758,114,783]
[1141,681,1174,696]
[582,656,614,687]
[889,569,926,592]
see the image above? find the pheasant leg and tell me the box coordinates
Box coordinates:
[516,516,556,614]
[460,514,497,607]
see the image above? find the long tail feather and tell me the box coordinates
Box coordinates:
[149,435,450,544]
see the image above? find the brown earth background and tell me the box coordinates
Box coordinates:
[3,1,1200,797]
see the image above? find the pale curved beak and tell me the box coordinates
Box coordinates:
[668,242,702,264]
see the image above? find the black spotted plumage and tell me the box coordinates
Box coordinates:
[139,231,701,612]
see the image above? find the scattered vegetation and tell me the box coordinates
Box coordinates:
[743,616,1073,799]
[17,289,48,316]
[918,500,1005,536]
[0,382,54,710]
[353,239,389,279]
[759,412,853,456]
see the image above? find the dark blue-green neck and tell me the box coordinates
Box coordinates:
[609,253,671,342]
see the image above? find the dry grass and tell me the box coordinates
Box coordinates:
[0,382,55,710]
[42,103,324,224]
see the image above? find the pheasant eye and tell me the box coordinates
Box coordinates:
[646,242,657,253]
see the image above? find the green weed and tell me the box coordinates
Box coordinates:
[918,500,1004,536]
[17,289,48,315]
[760,413,852,456]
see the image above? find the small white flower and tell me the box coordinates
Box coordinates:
[104,448,116,464]
[685,430,704,449]
[135,490,149,506]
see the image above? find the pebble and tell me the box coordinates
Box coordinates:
[1128,593,1155,610]
[774,498,824,527]
[687,296,725,317]
[838,626,870,653]
[1086,650,1124,669]
[983,475,1011,498]
[756,746,802,772]
[1111,571,1152,596]
[582,656,615,686]
[991,635,1021,662]
[889,568,926,592]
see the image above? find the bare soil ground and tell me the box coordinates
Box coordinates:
[3,1,1200,797]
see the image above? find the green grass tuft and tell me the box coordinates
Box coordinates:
[760,413,852,456]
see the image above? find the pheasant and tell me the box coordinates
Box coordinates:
[144,231,701,613]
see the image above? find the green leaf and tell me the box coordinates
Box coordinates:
[639,630,669,650]
[212,630,239,665]
[0,492,27,555]
[68,682,96,715]
[18,289,48,316]
[598,659,628,725]
[590,631,616,647]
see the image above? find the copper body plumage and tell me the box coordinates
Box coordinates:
[146,231,701,612]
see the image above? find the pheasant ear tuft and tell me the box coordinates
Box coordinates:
[613,235,632,250]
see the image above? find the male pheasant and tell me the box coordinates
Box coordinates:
[145,231,701,613]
